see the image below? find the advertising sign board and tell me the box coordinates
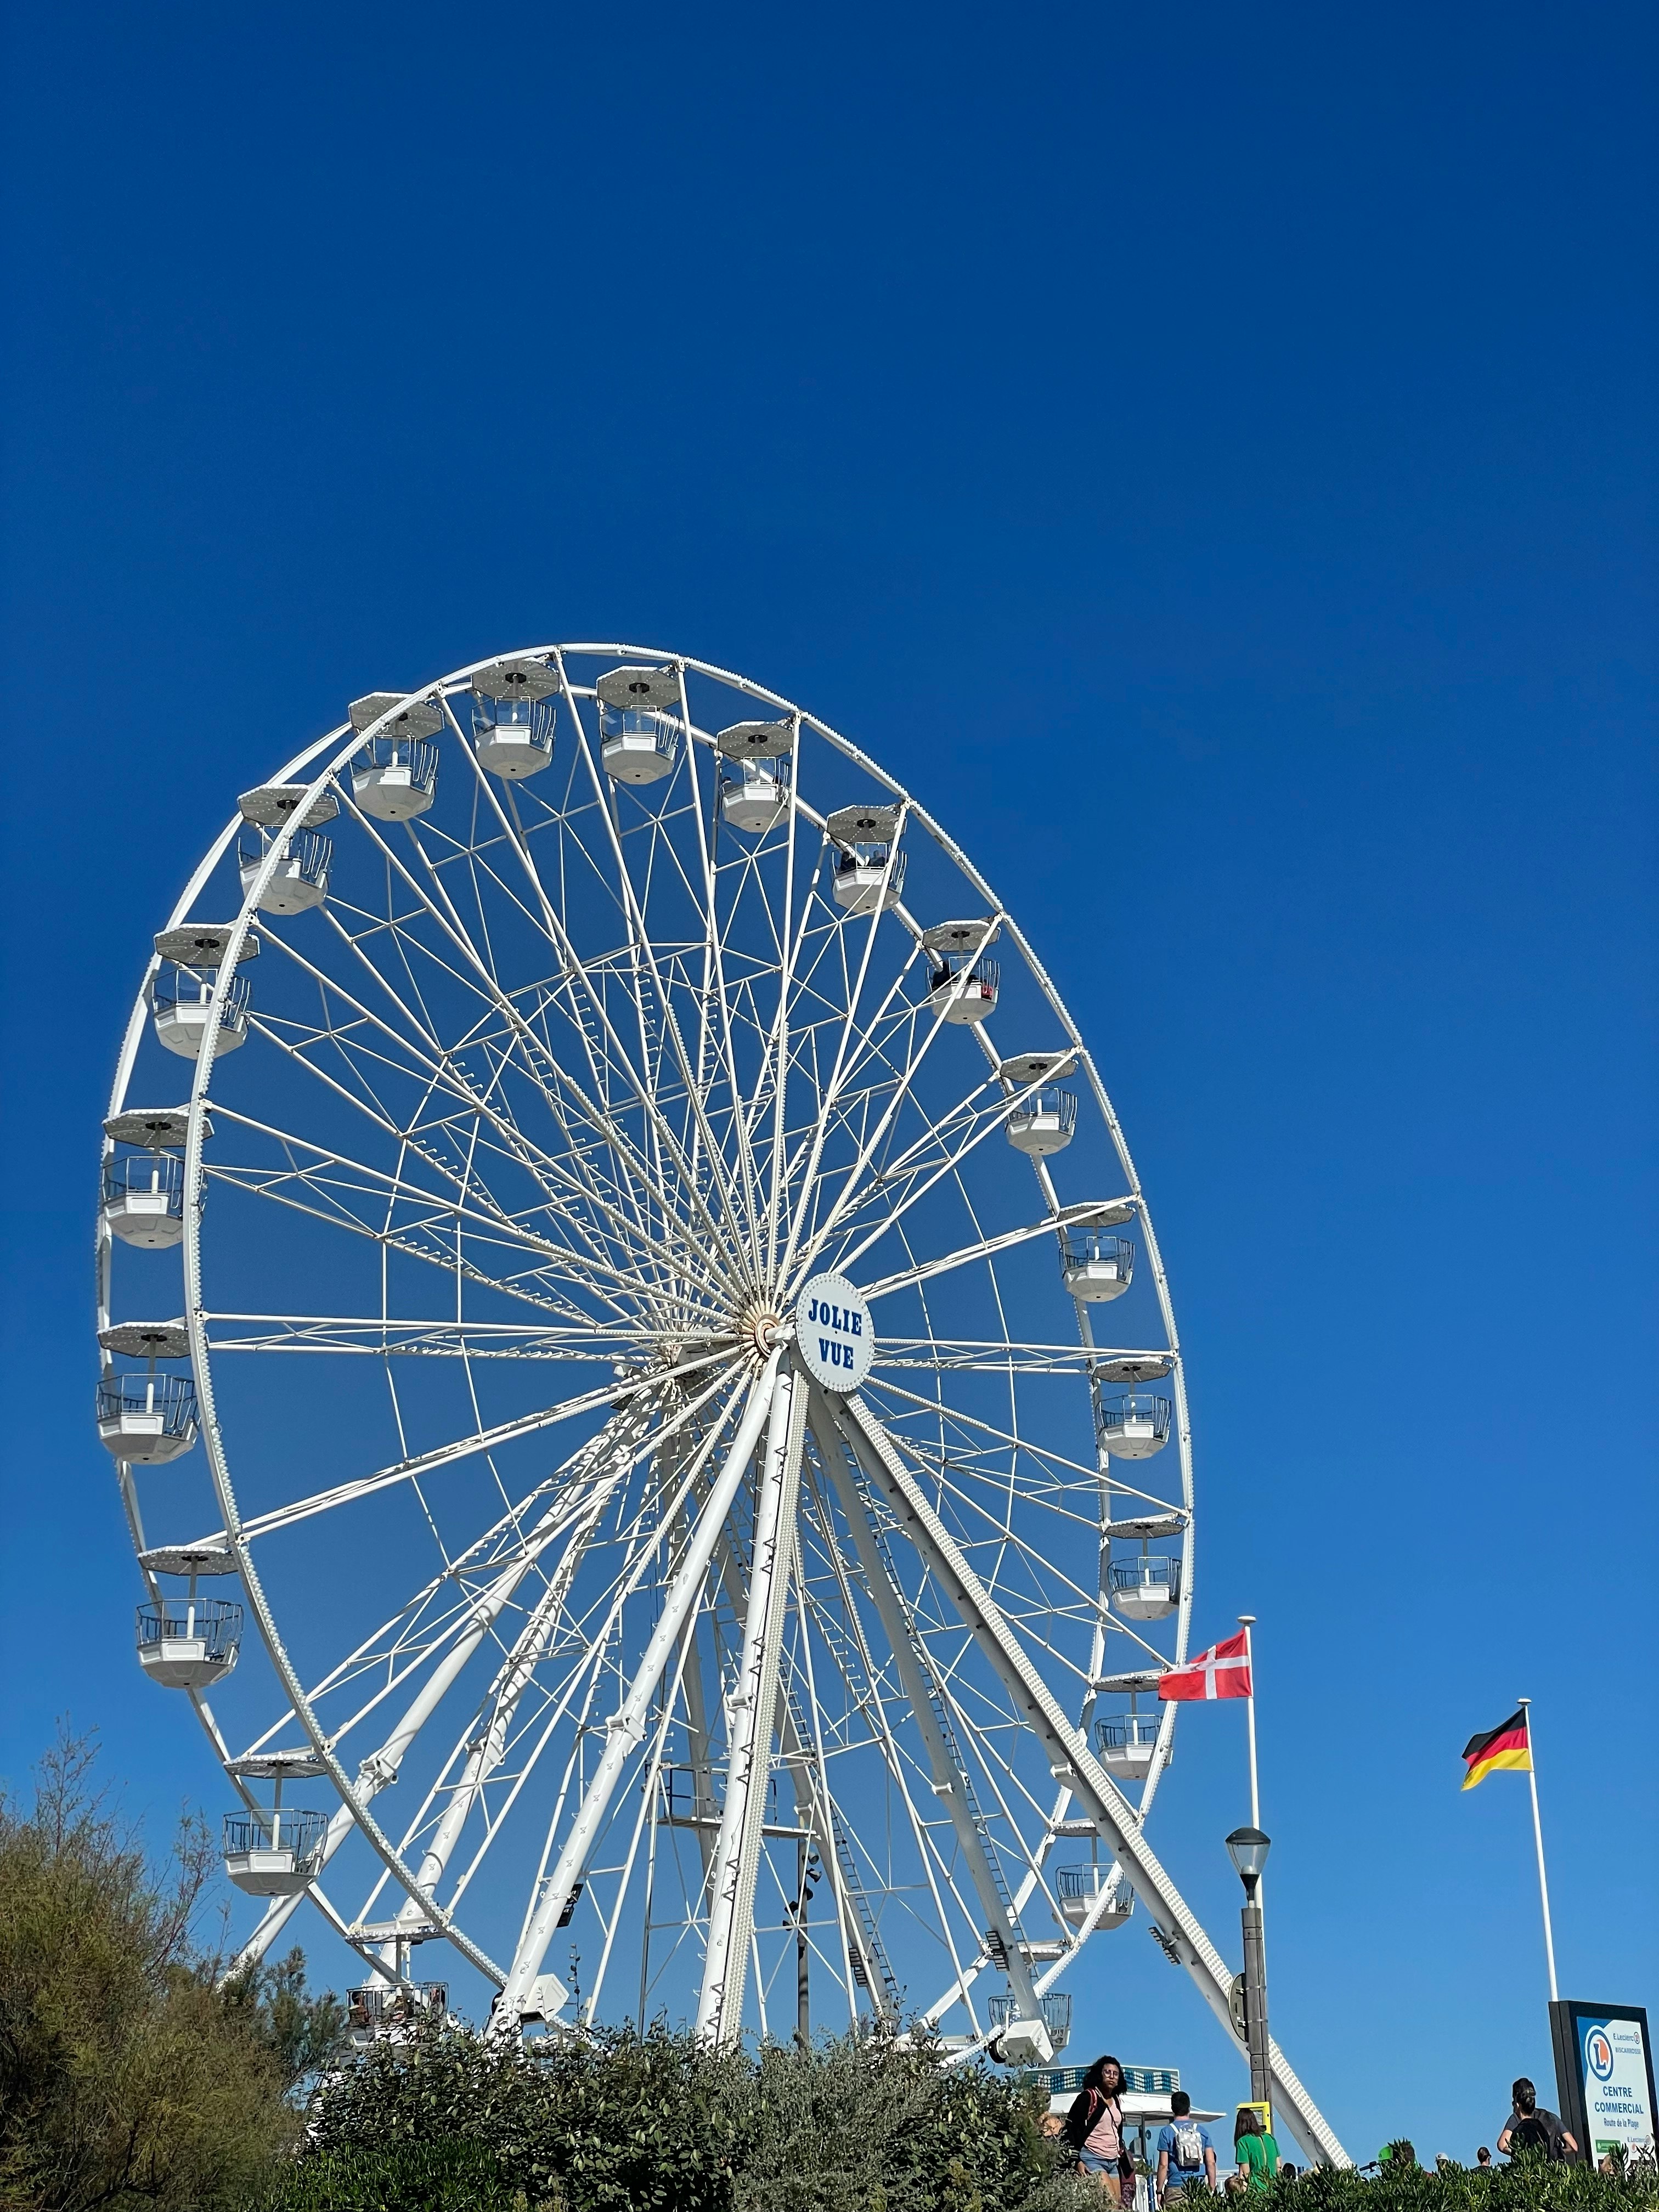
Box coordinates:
[1550,2000,1656,2164]
[794,1273,875,1391]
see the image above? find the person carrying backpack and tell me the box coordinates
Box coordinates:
[1065,2055,1136,2203]
[1234,2107,1280,2190]
[1156,2092,1218,2203]
[1498,2078,1578,2163]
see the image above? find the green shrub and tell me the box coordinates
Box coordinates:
[258,2138,514,2211]
[1266,2156,1658,2212]
[300,2022,1094,2212]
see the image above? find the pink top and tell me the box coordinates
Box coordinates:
[1084,2096,1125,2161]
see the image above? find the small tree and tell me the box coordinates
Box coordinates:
[0,1727,340,2211]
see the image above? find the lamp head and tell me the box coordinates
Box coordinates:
[1226,1825,1271,1889]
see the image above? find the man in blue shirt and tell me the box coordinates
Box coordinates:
[1156,2093,1218,2203]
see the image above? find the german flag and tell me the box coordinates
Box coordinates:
[1462,1709,1532,1791]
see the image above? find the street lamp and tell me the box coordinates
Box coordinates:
[1226,1826,1271,1891]
[1226,1827,1273,2114]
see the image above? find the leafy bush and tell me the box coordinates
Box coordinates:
[300,2021,1094,2212]
[259,2138,515,2211]
[1266,2156,1658,2212]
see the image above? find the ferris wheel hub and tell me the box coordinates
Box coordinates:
[736,1302,783,1356]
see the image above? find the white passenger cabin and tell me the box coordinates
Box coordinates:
[1096,1711,1160,1776]
[472,658,558,777]
[1110,1554,1181,1621]
[827,804,906,912]
[1061,1201,1137,1299]
[136,1543,242,1688]
[236,784,338,912]
[149,925,256,1060]
[1056,1864,1135,1929]
[96,1321,197,1464]
[238,827,331,914]
[718,718,794,831]
[1095,1390,1172,1460]
[102,1109,191,1248]
[998,1053,1078,1155]
[989,1992,1072,2064]
[349,693,443,818]
[924,920,1001,1024]
[597,665,682,783]
[222,1752,330,1896]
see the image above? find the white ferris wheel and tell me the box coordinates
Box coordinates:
[96,642,1342,2160]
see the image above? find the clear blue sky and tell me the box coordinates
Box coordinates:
[2,0,1654,2164]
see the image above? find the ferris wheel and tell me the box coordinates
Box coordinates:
[96,643,1343,2159]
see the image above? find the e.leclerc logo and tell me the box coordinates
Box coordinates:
[1585,2028,1615,2083]
[794,1273,876,1391]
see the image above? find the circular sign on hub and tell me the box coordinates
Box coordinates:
[794,1273,875,1391]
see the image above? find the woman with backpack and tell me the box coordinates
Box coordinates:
[1065,2055,1136,2202]
[1234,2107,1281,2190]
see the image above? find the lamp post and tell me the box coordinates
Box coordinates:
[1227,1825,1272,2115]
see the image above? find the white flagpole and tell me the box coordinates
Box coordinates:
[1238,1614,1260,1826]
[1517,1696,1559,2002]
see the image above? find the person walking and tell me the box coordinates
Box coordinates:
[1234,2108,1280,2190]
[1155,2092,1218,2203]
[1066,2055,1135,2203]
[1497,2078,1578,2162]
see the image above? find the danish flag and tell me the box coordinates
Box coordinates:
[1155,1629,1252,1702]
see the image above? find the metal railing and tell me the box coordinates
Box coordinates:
[97,1373,198,1435]
[103,1153,186,1208]
[347,1981,448,2030]
[832,845,909,895]
[989,1991,1073,2049]
[137,1599,241,1656]
[1062,1229,1135,1272]
[1056,1863,1132,1908]
[599,703,681,759]
[1093,1392,1172,1444]
[724,757,791,794]
[1096,1713,1161,1755]
[223,1808,327,1869]
[238,828,332,885]
[930,956,1001,992]
[1108,1557,1180,1598]
[1009,1087,1077,1131]
[472,693,556,747]
[148,965,251,1019]
[352,735,439,788]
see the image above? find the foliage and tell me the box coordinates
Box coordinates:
[305,2020,746,2212]
[300,2020,1096,2212]
[0,1727,340,2212]
[258,2138,516,2211]
[222,1948,352,2103]
[1264,2155,1658,2212]
[730,2032,1086,2212]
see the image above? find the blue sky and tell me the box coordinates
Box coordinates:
[2,0,1654,2165]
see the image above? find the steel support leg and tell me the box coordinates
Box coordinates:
[696,1362,807,2041]
[833,1390,1348,2168]
[494,1355,781,2029]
